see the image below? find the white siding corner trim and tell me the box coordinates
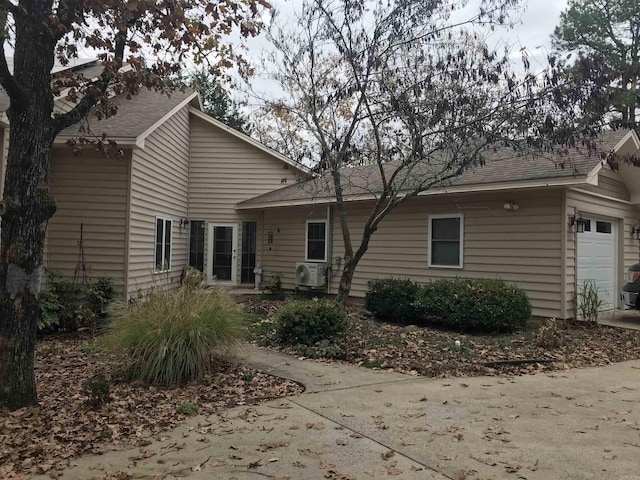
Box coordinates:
[428,213,464,269]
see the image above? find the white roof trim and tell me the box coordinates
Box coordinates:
[135,91,200,148]
[613,129,640,151]
[189,107,312,175]
[236,175,593,210]
[569,187,635,206]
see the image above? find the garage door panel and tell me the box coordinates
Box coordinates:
[577,217,616,310]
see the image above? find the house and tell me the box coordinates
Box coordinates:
[1,59,639,320]
[0,60,310,299]
[236,129,640,320]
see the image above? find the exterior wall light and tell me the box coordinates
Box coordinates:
[632,225,640,240]
[569,214,587,233]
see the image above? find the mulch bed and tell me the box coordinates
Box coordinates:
[0,333,303,479]
[246,299,640,378]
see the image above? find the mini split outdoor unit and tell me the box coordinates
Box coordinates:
[295,262,327,288]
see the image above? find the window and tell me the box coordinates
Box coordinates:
[596,221,612,234]
[428,214,463,268]
[155,217,172,272]
[189,220,205,272]
[306,220,327,262]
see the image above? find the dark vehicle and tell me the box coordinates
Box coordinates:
[620,263,640,309]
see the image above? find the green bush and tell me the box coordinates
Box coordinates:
[105,286,245,386]
[414,278,531,332]
[38,269,116,333]
[274,299,347,346]
[176,402,199,415]
[364,278,421,323]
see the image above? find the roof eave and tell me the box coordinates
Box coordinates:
[236,175,595,210]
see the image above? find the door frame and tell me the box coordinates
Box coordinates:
[206,223,238,285]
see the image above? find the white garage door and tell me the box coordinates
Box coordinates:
[576,216,616,310]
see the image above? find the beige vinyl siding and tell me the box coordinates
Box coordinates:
[566,188,640,318]
[188,115,301,284]
[47,148,129,288]
[262,190,564,318]
[581,170,631,201]
[127,105,190,296]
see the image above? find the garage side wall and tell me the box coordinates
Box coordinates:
[566,182,640,318]
[262,189,565,318]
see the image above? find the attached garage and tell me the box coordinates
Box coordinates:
[576,215,617,310]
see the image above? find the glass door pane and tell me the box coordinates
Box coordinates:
[241,222,257,283]
[212,226,234,281]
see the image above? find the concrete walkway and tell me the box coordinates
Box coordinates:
[43,345,640,480]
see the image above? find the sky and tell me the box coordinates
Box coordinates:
[241,0,570,102]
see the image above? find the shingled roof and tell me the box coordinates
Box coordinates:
[57,87,197,141]
[0,59,197,141]
[237,129,634,209]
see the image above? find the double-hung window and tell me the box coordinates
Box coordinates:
[428,214,463,268]
[155,217,173,272]
[306,220,327,262]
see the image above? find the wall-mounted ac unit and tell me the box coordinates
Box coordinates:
[295,262,327,288]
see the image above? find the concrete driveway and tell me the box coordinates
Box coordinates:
[45,346,640,480]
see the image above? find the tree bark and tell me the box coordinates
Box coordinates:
[0,11,57,410]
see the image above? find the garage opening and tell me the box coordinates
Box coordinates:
[576,216,617,311]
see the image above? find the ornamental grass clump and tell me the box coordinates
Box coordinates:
[106,286,244,386]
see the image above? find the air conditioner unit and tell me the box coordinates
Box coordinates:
[295,262,327,288]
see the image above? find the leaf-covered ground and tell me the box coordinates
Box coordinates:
[0,334,303,479]
[247,299,640,378]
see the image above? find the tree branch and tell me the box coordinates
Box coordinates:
[51,30,126,136]
[0,15,25,104]
[0,0,28,19]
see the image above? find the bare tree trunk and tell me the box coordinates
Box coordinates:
[0,16,57,410]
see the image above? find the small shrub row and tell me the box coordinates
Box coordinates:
[38,269,116,333]
[365,277,531,333]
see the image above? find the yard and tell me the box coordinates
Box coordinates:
[4,290,640,479]
[246,297,640,378]
[0,333,302,479]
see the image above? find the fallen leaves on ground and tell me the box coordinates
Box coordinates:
[247,299,640,378]
[0,333,303,479]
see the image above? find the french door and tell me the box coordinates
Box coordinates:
[207,224,237,284]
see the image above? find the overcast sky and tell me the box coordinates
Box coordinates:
[240,0,570,105]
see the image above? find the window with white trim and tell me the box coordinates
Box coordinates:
[428,214,463,268]
[306,220,327,262]
[155,217,173,272]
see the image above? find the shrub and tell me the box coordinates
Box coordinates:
[535,318,563,348]
[176,402,199,415]
[273,299,347,346]
[364,278,421,323]
[38,269,116,333]
[182,266,204,289]
[105,286,244,386]
[414,278,531,332]
[83,374,111,407]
